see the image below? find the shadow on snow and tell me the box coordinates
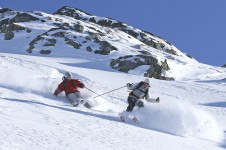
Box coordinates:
[220,131,226,148]
[2,97,177,137]
[201,102,226,108]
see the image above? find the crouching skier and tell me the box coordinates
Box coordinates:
[54,72,92,108]
[119,78,160,123]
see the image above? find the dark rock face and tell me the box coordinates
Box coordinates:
[110,55,174,80]
[161,60,170,71]
[0,21,26,40]
[86,46,92,52]
[73,24,84,33]
[121,28,138,38]
[10,13,39,23]
[27,35,45,53]
[0,12,38,40]
[65,38,82,49]
[40,50,51,54]
[43,39,57,47]
[94,41,117,55]
[222,64,226,68]
[54,6,91,19]
[0,8,12,13]
[166,49,178,56]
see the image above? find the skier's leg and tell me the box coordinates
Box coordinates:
[136,100,144,109]
[74,92,86,104]
[119,97,137,121]
[73,92,92,108]
[67,93,80,106]
[126,97,136,112]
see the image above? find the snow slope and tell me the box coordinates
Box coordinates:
[1,6,226,150]
[0,52,226,150]
[1,7,226,81]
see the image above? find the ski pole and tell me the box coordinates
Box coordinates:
[94,85,126,98]
[85,87,108,101]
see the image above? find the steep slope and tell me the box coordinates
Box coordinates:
[0,53,226,150]
[1,7,226,81]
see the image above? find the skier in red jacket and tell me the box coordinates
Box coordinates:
[54,72,88,107]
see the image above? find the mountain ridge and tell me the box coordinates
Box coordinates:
[0,6,226,81]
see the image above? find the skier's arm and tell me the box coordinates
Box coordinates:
[54,88,62,96]
[73,80,85,88]
[145,90,160,103]
[53,83,64,96]
[145,93,152,102]
[126,82,139,90]
[146,96,160,103]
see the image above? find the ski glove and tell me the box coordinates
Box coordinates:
[78,83,85,88]
[126,83,132,88]
[156,97,160,103]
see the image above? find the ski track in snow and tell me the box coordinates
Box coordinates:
[0,53,226,150]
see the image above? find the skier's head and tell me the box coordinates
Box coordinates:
[144,78,150,87]
[65,72,72,79]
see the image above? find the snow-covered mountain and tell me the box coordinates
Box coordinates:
[0,6,226,150]
[1,6,226,81]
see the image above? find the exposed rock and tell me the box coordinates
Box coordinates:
[142,39,156,47]
[60,23,70,28]
[54,6,92,19]
[0,16,31,40]
[0,18,10,29]
[89,17,96,23]
[26,29,32,33]
[8,23,26,31]
[65,38,81,49]
[86,46,92,52]
[86,32,103,42]
[27,35,45,53]
[1,23,26,40]
[33,12,43,16]
[96,19,113,27]
[40,50,51,54]
[138,50,151,55]
[141,39,164,50]
[95,41,117,55]
[222,64,226,68]
[51,31,67,38]
[111,55,157,73]
[111,22,127,28]
[43,39,56,46]
[185,53,193,59]
[4,30,14,40]
[0,8,12,13]
[73,24,84,33]
[166,49,178,56]
[110,55,174,80]
[121,28,139,38]
[161,59,170,71]
[10,13,39,23]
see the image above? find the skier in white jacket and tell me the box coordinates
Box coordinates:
[120,78,160,122]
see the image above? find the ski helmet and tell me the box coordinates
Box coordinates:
[65,72,72,78]
[144,78,150,85]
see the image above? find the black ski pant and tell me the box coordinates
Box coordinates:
[126,96,144,112]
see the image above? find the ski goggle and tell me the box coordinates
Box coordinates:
[66,75,71,78]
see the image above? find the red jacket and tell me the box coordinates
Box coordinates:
[54,79,85,96]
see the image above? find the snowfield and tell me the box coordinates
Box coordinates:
[0,53,226,150]
[1,6,226,150]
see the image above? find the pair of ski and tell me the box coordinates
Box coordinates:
[72,101,93,109]
[119,97,160,124]
[119,115,139,124]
